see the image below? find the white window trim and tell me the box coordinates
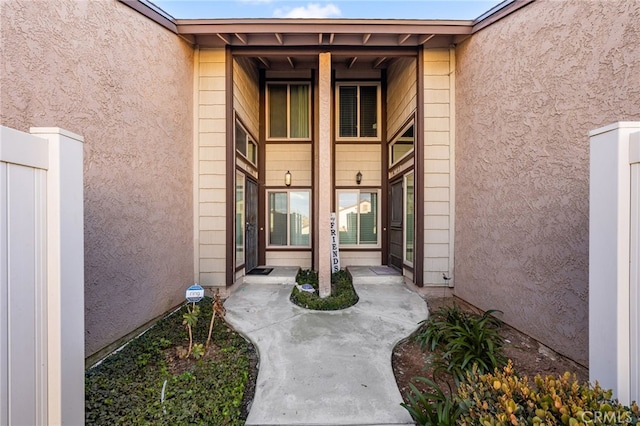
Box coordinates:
[403,171,414,267]
[335,82,382,142]
[389,120,415,167]
[266,189,312,248]
[336,189,382,248]
[235,118,258,166]
[265,82,312,141]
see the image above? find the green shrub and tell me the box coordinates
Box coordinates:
[457,361,640,426]
[415,304,506,383]
[85,298,255,425]
[289,269,359,310]
[402,362,640,426]
[401,377,463,426]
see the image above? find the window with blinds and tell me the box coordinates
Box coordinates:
[267,83,311,140]
[336,83,381,140]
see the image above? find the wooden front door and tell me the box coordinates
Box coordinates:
[245,178,259,272]
[389,179,403,270]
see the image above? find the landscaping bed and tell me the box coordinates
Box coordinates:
[290,269,359,310]
[85,297,257,425]
[391,297,640,425]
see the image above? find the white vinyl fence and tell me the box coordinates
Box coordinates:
[589,122,640,405]
[0,126,84,425]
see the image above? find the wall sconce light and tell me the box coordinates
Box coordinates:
[285,171,291,187]
[356,171,362,185]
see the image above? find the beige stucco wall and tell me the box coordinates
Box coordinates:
[455,0,640,364]
[197,49,227,287]
[0,0,194,356]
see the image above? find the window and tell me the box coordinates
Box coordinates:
[336,83,381,140]
[235,171,245,267]
[268,190,311,247]
[337,190,379,246]
[390,122,414,165]
[404,172,414,265]
[235,119,257,165]
[267,83,310,140]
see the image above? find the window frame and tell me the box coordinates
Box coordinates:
[335,82,382,142]
[389,120,415,166]
[403,171,415,267]
[336,189,382,248]
[234,118,258,166]
[235,171,245,268]
[266,189,312,248]
[265,82,312,141]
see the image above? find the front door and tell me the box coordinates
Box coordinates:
[389,179,403,270]
[245,178,259,272]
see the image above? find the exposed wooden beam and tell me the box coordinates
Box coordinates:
[318,33,323,44]
[362,33,371,45]
[329,33,335,44]
[373,57,387,68]
[348,57,357,69]
[287,57,295,68]
[216,33,231,44]
[257,57,271,69]
[398,34,411,44]
[419,34,436,45]
[234,33,247,44]
[274,32,284,45]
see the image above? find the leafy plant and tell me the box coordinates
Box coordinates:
[457,361,640,426]
[289,269,359,310]
[181,304,200,358]
[205,289,226,350]
[415,304,505,383]
[86,298,256,425]
[401,377,464,426]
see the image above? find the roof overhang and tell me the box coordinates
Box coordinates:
[119,0,535,69]
[173,18,474,49]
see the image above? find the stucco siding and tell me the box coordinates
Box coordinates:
[233,57,259,138]
[387,57,417,138]
[423,48,455,285]
[197,48,227,287]
[0,0,194,356]
[455,0,640,364]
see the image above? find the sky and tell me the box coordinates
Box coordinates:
[150,0,507,20]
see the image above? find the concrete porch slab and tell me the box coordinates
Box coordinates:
[243,265,300,285]
[347,265,404,285]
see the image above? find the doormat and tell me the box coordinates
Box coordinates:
[247,267,274,276]
[369,266,400,276]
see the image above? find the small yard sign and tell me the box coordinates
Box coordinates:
[186,284,205,303]
[330,213,340,273]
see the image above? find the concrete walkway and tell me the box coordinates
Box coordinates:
[225,280,428,426]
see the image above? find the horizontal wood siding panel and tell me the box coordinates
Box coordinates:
[266,251,312,268]
[198,49,227,287]
[423,47,454,285]
[265,144,312,187]
[339,251,382,266]
[387,57,417,139]
[335,144,381,187]
[233,57,259,138]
